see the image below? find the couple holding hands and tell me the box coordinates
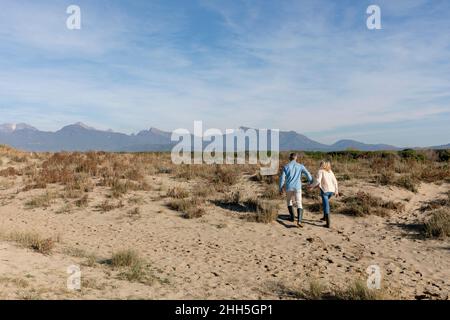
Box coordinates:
[279,153,339,228]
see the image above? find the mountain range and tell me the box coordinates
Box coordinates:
[0,122,446,152]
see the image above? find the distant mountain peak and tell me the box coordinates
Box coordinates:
[137,127,171,137]
[330,139,398,151]
[149,127,167,134]
[60,122,98,131]
[74,122,96,130]
[0,123,37,133]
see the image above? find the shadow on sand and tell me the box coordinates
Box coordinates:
[276,214,326,229]
[387,222,425,240]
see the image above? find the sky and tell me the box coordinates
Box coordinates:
[0,0,449,147]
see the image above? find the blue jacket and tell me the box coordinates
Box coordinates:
[279,160,313,192]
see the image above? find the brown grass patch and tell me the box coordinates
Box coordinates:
[424,208,450,239]
[339,192,405,217]
[7,232,56,255]
[166,186,189,199]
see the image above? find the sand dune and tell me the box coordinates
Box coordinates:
[0,148,449,299]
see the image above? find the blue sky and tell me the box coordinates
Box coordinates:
[0,0,449,147]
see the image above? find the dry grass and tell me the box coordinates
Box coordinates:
[166,197,206,219]
[272,279,388,300]
[261,184,280,200]
[0,167,19,177]
[245,198,280,223]
[424,208,450,239]
[6,232,56,255]
[127,207,141,218]
[110,249,141,268]
[182,207,206,219]
[333,280,390,300]
[0,146,448,226]
[219,191,280,223]
[377,171,419,192]
[75,195,89,208]
[339,192,405,217]
[25,192,57,209]
[304,279,327,300]
[96,200,124,213]
[166,186,189,199]
[109,249,155,285]
[0,276,30,288]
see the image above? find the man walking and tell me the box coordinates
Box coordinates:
[279,153,313,227]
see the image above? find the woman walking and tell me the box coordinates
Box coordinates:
[309,160,339,228]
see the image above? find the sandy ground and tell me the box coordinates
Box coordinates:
[0,169,449,300]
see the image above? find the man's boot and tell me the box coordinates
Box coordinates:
[288,206,294,222]
[320,216,326,221]
[325,214,331,228]
[297,208,304,227]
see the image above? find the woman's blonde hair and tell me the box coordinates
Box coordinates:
[320,160,332,172]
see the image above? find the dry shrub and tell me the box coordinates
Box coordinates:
[211,165,239,186]
[306,201,341,213]
[377,171,419,193]
[8,232,55,255]
[424,208,450,239]
[193,183,212,198]
[174,164,205,180]
[103,178,150,198]
[394,175,419,193]
[167,197,206,219]
[64,173,93,194]
[220,191,279,223]
[175,164,241,187]
[416,163,450,183]
[0,167,19,177]
[110,179,133,198]
[0,145,28,163]
[251,172,277,185]
[339,192,404,217]
[96,200,124,213]
[20,152,152,201]
[25,192,56,209]
[166,186,189,199]
[272,278,388,300]
[261,184,280,200]
[22,181,47,191]
[75,195,89,208]
[56,203,73,214]
[119,262,151,284]
[157,166,172,174]
[127,207,141,218]
[182,207,206,219]
[128,196,145,205]
[110,249,154,284]
[111,249,141,268]
[245,198,280,223]
[333,280,387,300]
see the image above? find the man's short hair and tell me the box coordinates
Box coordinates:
[289,153,298,161]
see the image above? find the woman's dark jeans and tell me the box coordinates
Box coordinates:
[320,189,334,216]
